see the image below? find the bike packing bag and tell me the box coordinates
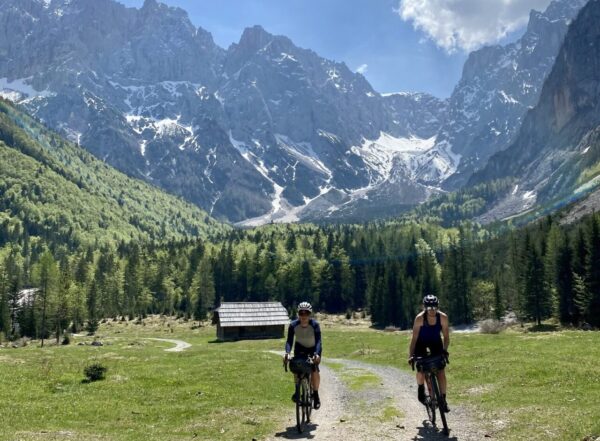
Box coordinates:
[416,354,446,372]
[289,358,313,375]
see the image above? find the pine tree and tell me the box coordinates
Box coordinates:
[320,246,352,313]
[124,244,142,317]
[386,262,403,327]
[556,237,575,325]
[285,230,297,252]
[34,251,58,347]
[0,259,10,338]
[523,240,552,325]
[368,263,385,326]
[191,258,216,323]
[352,263,367,310]
[573,272,591,325]
[298,259,314,304]
[585,215,600,327]
[55,261,72,344]
[493,281,504,321]
[86,283,99,335]
[236,252,250,300]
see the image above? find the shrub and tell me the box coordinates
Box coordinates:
[61,334,71,345]
[479,319,506,334]
[83,363,107,383]
[86,318,99,335]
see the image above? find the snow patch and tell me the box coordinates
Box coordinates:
[499,90,519,105]
[351,132,436,184]
[140,140,147,157]
[274,134,332,177]
[317,130,340,144]
[0,77,54,102]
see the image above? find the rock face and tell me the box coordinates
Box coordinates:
[0,0,448,222]
[471,0,600,222]
[426,0,588,190]
[0,0,588,223]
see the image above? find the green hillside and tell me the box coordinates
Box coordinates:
[0,99,227,248]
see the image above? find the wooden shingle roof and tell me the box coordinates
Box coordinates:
[215,302,290,328]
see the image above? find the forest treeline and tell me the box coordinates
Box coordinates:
[2,208,600,343]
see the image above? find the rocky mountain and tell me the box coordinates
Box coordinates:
[0,0,448,223]
[421,0,589,190]
[471,0,600,223]
[0,0,589,224]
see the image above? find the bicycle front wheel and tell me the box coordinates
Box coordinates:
[426,376,436,426]
[300,378,310,427]
[295,382,302,433]
[306,381,313,423]
[432,374,449,436]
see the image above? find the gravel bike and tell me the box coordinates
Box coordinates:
[412,353,450,436]
[285,356,314,433]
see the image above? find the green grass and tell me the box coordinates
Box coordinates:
[326,360,381,391]
[378,402,403,422]
[339,368,380,391]
[0,318,287,441]
[323,325,600,441]
[1,319,599,441]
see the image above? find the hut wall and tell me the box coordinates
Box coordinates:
[218,324,284,341]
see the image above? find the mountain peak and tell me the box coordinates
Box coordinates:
[141,0,159,9]
[237,25,274,51]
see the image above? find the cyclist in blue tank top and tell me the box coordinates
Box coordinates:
[408,295,451,412]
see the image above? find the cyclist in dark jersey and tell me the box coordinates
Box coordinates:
[283,301,322,409]
[408,295,450,412]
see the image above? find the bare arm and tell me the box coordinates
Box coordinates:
[441,313,450,352]
[408,315,421,358]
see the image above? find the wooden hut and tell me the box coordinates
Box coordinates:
[213,302,290,341]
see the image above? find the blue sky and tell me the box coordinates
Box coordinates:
[119,0,541,98]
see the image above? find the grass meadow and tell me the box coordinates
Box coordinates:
[0,316,598,440]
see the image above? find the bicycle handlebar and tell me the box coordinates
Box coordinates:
[283,354,315,373]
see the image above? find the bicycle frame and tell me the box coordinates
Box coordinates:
[285,356,314,433]
[413,354,450,436]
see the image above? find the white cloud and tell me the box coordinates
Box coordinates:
[397,0,553,53]
[356,63,369,74]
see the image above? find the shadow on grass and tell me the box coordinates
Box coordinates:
[528,323,560,332]
[274,422,318,439]
[412,419,459,440]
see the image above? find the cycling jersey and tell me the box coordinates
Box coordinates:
[285,318,322,357]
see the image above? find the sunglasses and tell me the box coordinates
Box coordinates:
[426,306,438,311]
[299,311,311,316]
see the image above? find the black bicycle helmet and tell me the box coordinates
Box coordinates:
[423,295,439,308]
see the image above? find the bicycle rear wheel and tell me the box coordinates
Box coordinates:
[432,375,449,436]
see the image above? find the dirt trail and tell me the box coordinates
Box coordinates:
[269,355,487,441]
[145,338,191,352]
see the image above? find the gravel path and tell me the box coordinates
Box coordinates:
[269,355,487,440]
[145,338,191,352]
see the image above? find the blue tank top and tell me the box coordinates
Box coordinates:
[418,312,442,343]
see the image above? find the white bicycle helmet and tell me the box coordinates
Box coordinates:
[298,301,313,313]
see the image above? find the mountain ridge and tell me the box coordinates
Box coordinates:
[0,0,588,224]
[0,98,227,246]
